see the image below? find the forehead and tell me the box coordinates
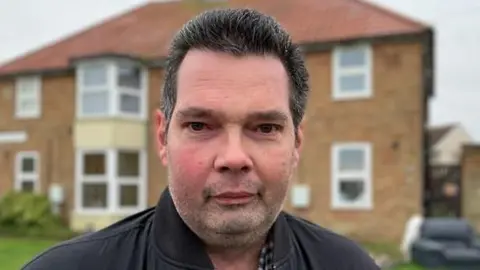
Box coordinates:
[175,50,290,115]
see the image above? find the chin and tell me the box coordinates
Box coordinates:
[209,218,261,233]
[205,208,275,234]
[201,222,270,249]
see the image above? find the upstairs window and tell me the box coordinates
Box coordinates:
[15,76,41,118]
[77,60,146,119]
[333,44,372,100]
[117,63,142,115]
[80,63,110,116]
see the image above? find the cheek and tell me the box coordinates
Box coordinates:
[256,154,293,204]
[168,145,210,192]
[256,147,295,185]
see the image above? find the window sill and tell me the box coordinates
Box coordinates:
[332,92,373,101]
[331,202,373,211]
[15,113,41,119]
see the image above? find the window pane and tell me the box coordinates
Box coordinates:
[83,153,105,175]
[17,78,38,96]
[118,64,141,89]
[339,48,366,67]
[21,181,35,192]
[19,99,37,113]
[82,183,107,208]
[339,74,366,92]
[82,65,107,87]
[119,94,140,114]
[339,148,365,171]
[118,151,140,177]
[19,86,36,96]
[81,91,109,115]
[21,157,35,173]
[339,179,365,202]
[119,185,138,207]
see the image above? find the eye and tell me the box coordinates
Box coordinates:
[256,124,281,134]
[188,122,207,131]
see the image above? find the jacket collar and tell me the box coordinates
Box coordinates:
[151,188,292,268]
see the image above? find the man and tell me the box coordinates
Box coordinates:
[23,8,379,270]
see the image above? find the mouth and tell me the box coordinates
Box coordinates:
[211,191,256,206]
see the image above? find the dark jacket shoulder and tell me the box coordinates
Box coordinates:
[283,212,380,269]
[22,208,156,270]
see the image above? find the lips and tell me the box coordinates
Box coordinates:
[212,191,255,205]
[215,192,254,198]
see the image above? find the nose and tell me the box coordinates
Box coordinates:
[214,132,253,174]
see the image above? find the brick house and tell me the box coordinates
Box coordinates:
[0,0,434,243]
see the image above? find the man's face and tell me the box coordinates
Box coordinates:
[155,50,303,247]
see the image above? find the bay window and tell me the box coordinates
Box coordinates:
[117,151,140,208]
[76,149,146,213]
[80,151,108,208]
[76,60,147,119]
[118,63,142,115]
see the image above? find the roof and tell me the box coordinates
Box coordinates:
[0,0,429,76]
[429,125,455,147]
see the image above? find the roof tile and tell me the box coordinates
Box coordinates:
[0,0,428,75]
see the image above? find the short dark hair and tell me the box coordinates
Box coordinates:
[161,7,310,130]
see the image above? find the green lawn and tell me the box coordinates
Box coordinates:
[0,237,56,270]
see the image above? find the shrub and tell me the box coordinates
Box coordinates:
[0,191,78,240]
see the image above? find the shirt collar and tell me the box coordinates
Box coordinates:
[150,187,292,268]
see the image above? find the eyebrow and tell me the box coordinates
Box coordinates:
[175,107,216,119]
[175,107,289,123]
[246,110,289,123]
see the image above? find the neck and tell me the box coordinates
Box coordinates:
[206,237,266,270]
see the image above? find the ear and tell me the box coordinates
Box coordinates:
[154,109,168,166]
[293,118,305,168]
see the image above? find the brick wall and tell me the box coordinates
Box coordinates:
[284,41,425,243]
[0,74,76,219]
[461,144,480,231]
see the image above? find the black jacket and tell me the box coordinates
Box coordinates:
[23,189,380,270]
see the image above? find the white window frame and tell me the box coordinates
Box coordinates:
[76,62,113,118]
[15,76,41,118]
[75,148,147,214]
[115,150,147,213]
[75,59,148,120]
[116,62,145,118]
[332,44,373,100]
[75,149,110,213]
[331,142,373,210]
[15,151,40,193]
